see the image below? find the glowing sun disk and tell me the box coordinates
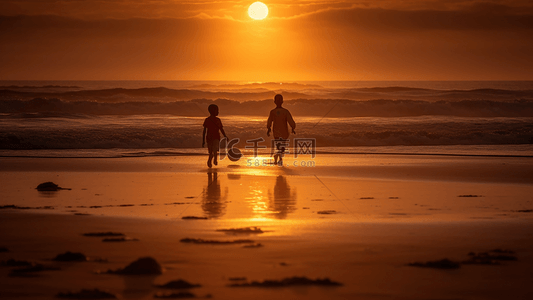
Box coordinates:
[248,2,268,20]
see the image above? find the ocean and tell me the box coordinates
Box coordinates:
[1,80,532,158]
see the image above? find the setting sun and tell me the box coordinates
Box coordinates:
[248,2,268,20]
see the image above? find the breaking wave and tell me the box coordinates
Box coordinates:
[1,82,532,150]
[1,98,533,118]
[1,115,531,150]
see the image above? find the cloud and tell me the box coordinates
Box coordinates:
[288,3,533,31]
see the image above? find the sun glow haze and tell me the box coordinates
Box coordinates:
[1,1,532,81]
[248,2,268,20]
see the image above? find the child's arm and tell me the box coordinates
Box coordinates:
[202,127,207,147]
[220,127,227,139]
[288,111,296,134]
[219,120,228,138]
[266,111,273,137]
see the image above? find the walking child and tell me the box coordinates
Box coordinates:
[267,94,296,165]
[202,104,227,168]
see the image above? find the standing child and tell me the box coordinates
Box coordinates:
[202,104,227,168]
[267,94,296,165]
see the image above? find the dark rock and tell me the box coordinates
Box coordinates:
[0,246,8,252]
[0,205,54,210]
[228,276,343,287]
[0,205,30,209]
[154,292,196,298]
[102,237,139,242]
[155,279,201,289]
[36,182,70,191]
[181,216,208,220]
[216,227,264,234]
[317,210,337,214]
[108,257,162,275]
[56,288,117,299]
[463,249,517,265]
[83,232,125,237]
[1,259,33,267]
[407,259,461,269]
[180,238,254,244]
[53,251,88,262]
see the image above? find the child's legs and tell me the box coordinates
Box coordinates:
[213,150,218,165]
[207,139,220,164]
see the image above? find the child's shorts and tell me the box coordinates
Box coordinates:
[207,139,220,153]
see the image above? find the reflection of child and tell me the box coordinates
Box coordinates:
[267,94,296,165]
[202,104,227,168]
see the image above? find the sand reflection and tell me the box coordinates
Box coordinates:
[201,170,227,219]
[244,175,297,219]
[268,176,297,219]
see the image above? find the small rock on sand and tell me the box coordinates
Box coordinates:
[154,292,196,299]
[216,227,264,234]
[83,232,125,237]
[317,210,337,215]
[56,288,117,299]
[107,257,162,275]
[180,238,254,245]
[0,246,8,252]
[53,251,88,262]
[1,259,33,267]
[407,258,461,269]
[228,276,342,287]
[463,249,517,265]
[36,182,71,191]
[181,216,208,220]
[102,237,139,242]
[155,279,201,289]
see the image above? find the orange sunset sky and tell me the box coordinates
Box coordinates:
[0,0,532,81]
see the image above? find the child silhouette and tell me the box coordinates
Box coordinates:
[202,104,227,168]
[267,94,296,165]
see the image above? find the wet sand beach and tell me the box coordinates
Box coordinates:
[1,154,532,299]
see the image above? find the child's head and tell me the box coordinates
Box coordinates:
[274,94,283,107]
[208,104,219,116]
